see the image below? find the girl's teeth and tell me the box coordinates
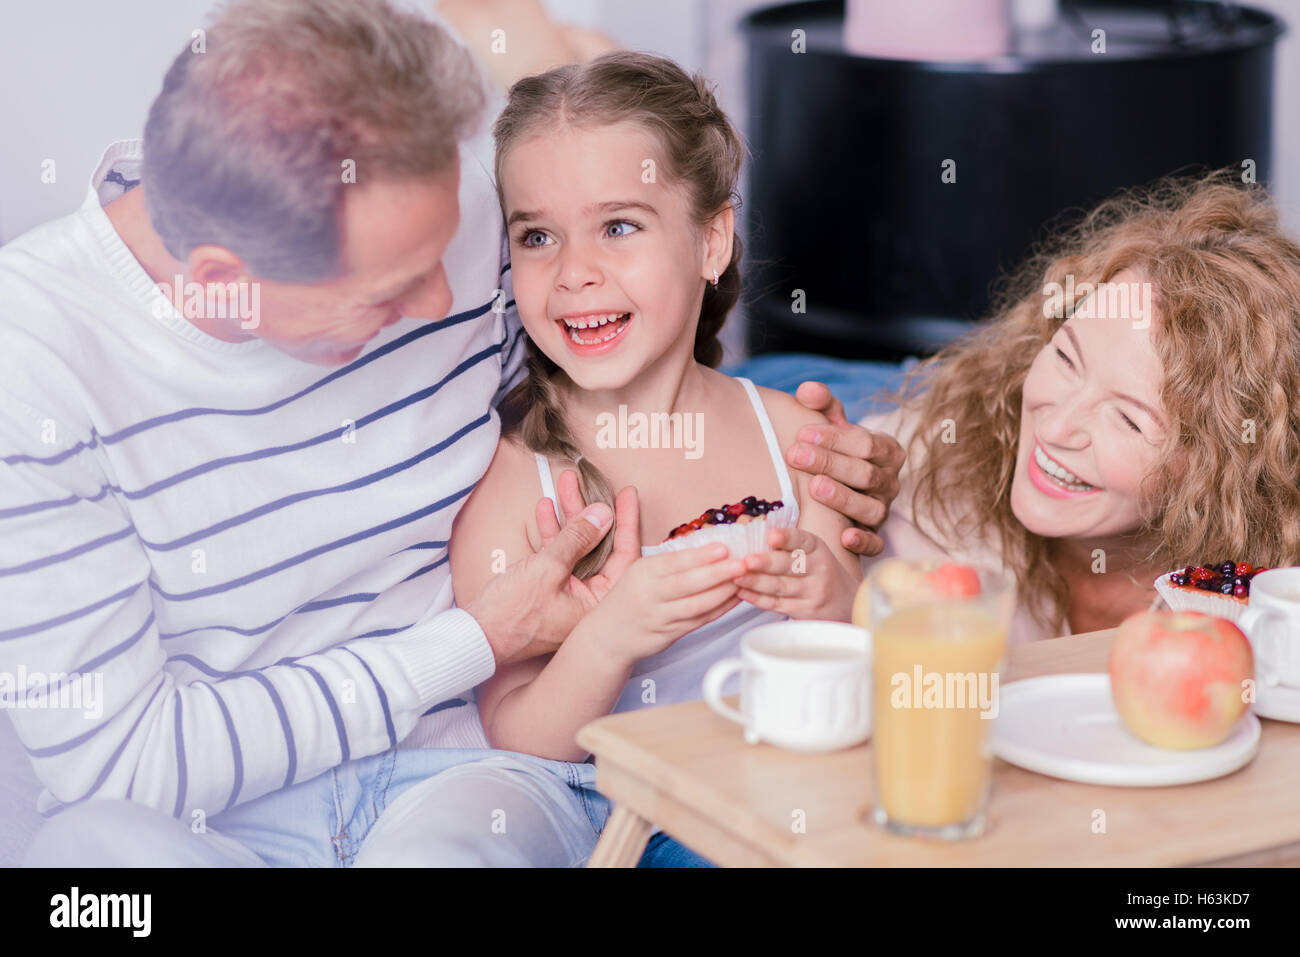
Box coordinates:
[564,313,628,345]
[564,313,621,329]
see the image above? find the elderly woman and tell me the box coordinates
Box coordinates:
[855,174,1300,642]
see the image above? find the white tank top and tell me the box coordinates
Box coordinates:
[534,377,800,713]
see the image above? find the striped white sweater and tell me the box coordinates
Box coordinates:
[0,138,527,821]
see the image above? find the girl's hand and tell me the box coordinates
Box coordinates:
[586,544,747,667]
[734,527,859,622]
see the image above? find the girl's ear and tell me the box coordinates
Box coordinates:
[700,204,735,281]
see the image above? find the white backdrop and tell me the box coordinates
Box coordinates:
[2,0,1297,339]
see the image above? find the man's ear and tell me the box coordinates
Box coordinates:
[188,245,248,286]
[701,204,735,281]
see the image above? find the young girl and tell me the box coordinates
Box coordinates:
[449,52,863,763]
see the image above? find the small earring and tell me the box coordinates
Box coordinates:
[712,268,720,287]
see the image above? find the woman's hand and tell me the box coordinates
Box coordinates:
[788,381,905,557]
[583,544,747,668]
[733,527,859,622]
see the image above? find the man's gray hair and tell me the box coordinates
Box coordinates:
[143,0,485,282]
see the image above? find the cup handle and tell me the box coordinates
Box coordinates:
[1238,606,1286,686]
[703,658,749,733]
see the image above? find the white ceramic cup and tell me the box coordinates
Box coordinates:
[702,620,871,753]
[1238,567,1300,688]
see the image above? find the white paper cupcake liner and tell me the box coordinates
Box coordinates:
[1153,572,1248,623]
[654,504,796,559]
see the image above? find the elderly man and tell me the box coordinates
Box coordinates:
[1,0,902,867]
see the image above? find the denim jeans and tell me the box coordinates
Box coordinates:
[21,746,713,868]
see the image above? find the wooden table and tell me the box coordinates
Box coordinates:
[576,629,1300,867]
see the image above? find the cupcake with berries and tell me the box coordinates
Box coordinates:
[657,495,795,559]
[1154,561,1266,622]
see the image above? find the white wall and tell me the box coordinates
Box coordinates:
[3,0,1297,318]
[1259,0,1300,226]
[0,0,218,243]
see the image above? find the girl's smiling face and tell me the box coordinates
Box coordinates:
[1010,269,1169,542]
[499,121,727,392]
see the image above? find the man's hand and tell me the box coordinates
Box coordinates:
[788,381,905,557]
[536,479,641,607]
[465,482,639,666]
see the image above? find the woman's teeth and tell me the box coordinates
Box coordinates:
[1034,445,1096,492]
[562,313,630,344]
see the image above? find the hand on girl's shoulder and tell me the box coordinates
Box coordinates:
[746,382,859,580]
[747,383,832,493]
[750,382,832,438]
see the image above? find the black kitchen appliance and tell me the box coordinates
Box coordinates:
[742,0,1285,360]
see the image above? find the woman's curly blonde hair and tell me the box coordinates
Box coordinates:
[895,171,1300,634]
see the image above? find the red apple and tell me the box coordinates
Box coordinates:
[1109,610,1254,749]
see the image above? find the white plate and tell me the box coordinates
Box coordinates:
[1255,680,1300,723]
[993,674,1260,787]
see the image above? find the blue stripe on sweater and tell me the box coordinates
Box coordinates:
[200,682,245,811]
[422,698,468,716]
[400,540,449,552]
[247,671,296,789]
[401,554,450,583]
[39,676,166,814]
[21,622,151,757]
[0,526,134,577]
[172,694,187,817]
[0,582,141,642]
[0,485,112,520]
[1,299,493,468]
[290,662,349,764]
[342,648,397,749]
[168,618,417,678]
[148,483,473,601]
[159,591,381,640]
[2,406,472,575]
[122,345,499,501]
[78,611,154,674]
[136,414,487,551]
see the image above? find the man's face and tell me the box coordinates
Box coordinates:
[214,165,462,366]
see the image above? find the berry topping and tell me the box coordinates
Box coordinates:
[663,496,785,541]
[1169,561,1261,601]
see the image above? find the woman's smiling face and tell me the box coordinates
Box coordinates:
[1010,268,1169,541]
[499,121,719,392]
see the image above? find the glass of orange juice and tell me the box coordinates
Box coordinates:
[858,558,1015,840]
